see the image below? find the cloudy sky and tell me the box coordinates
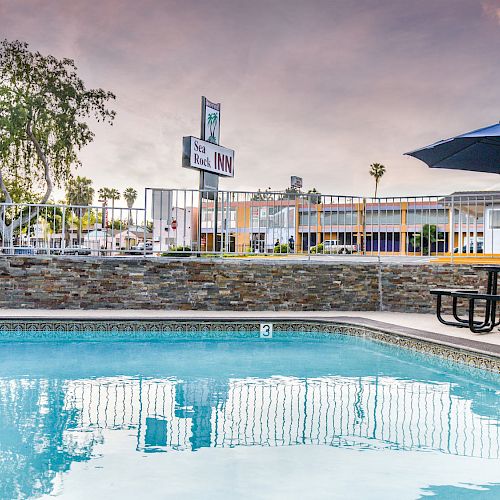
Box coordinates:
[1,0,500,202]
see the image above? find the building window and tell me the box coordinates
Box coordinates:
[489,210,500,229]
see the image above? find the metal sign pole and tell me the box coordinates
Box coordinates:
[198,97,206,256]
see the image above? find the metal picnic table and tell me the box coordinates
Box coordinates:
[431,265,500,333]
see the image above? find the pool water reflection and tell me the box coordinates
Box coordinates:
[0,335,500,499]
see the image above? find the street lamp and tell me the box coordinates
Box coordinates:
[98,198,108,254]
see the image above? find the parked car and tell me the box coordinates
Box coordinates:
[130,242,153,254]
[59,245,92,256]
[321,240,358,254]
[12,246,36,255]
[454,241,484,254]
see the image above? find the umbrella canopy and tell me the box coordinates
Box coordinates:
[405,122,500,173]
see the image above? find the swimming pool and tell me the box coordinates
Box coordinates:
[1,331,499,499]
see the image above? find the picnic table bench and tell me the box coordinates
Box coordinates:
[431,266,500,333]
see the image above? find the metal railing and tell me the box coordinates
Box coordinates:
[0,201,147,256]
[1,190,498,259]
[145,189,500,259]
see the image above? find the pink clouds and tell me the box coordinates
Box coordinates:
[1,0,500,201]
[482,0,500,24]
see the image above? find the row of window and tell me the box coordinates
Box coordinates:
[196,207,500,229]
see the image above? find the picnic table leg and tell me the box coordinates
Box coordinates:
[468,297,496,333]
[450,294,483,326]
[492,272,500,327]
[451,296,474,325]
[436,294,468,327]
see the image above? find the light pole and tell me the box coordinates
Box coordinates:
[98,197,108,255]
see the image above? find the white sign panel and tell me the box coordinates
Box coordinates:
[204,98,220,145]
[260,323,273,339]
[182,136,235,177]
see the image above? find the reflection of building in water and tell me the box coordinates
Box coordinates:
[62,375,500,458]
[1,375,500,498]
[0,377,500,498]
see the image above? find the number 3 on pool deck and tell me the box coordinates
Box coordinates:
[260,323,273,339]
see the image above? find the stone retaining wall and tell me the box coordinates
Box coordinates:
[0,256,485,312]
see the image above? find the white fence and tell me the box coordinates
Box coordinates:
[1,190,498,259]
[0,202,147,255]
[145,189,500,259]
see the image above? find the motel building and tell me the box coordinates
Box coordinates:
[149,190,500,256]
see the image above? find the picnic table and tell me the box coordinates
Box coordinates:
[431,265,500,333]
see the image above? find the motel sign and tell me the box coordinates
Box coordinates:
[180,96,235,252]
[182,136,234,177]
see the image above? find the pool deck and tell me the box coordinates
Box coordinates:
[1,309,500,360]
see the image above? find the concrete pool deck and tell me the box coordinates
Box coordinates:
[1,309,500,360]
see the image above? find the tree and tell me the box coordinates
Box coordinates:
[66,176,94,208]
[308,188,322,204]
[251,187,273,201]
[280,186,302,201]
[0,39,115,243]
[123,187,138,225]
[411,224,437,254]
[369,163,386,198]
[123,187,137,209]
[97,187,111,205]
[98,187,120,225]
[108,188,120,211]
[98,187,119,206]
[66,176,94,245]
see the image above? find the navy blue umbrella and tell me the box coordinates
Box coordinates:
[405,122,500,173]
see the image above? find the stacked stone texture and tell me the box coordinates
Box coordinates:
[0,256,484,312]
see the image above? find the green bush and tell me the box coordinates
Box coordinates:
[161,245,192,257]
[274,243,289,254]
[310,243,324,254]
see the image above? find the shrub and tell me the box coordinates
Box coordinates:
[310,243,324,254]
[273,243,289,254]
[161,245,192,257]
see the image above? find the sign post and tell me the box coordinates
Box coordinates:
[202,97,219,253]
[182,97,235,254]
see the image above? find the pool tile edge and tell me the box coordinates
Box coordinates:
[0,317,499,374]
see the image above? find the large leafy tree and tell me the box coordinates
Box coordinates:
[0,39,115,241]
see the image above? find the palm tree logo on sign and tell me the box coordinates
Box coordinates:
[207,112,218,143]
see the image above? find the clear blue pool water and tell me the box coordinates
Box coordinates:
[0,332,500,499]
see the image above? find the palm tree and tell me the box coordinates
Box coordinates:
[123,188,138,209]
[66,176,94,209]
[98,187,120,210]
[107,188,120,208]
[107,189,121,229]
[97,187,111,206]
[123,187,138,225]
[369,163,386,198]
[97,188,120,250]
[65,176,94,245]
